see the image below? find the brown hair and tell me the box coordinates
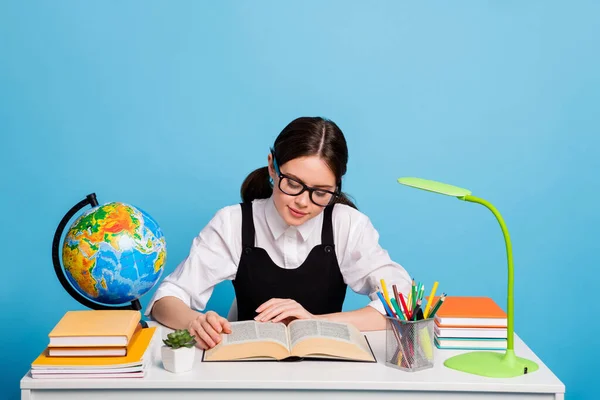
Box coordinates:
[240,116,357,209]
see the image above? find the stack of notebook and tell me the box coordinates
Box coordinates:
[433,296,508,350]
[30,310,155,379]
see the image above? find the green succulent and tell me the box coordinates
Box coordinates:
[162,329,197,349]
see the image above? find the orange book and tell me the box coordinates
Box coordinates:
[33,327,155,369]
[48,310,141,347]
[433,296,507,328]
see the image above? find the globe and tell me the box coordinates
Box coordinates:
[61,201,166,305]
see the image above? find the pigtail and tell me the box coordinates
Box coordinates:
[240,167,273,203]
[334,192,357,209]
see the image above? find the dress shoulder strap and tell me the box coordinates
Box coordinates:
[240,202,255,249]
[321,204,335,246]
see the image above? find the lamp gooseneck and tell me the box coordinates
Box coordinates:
[460,195,514,351]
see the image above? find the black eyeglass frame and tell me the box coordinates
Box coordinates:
[270,149,341,207]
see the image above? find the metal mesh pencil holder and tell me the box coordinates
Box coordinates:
[385,316,435,372]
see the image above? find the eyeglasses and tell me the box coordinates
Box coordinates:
[271,150,340,207]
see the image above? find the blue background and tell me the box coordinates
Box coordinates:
[1,1,598,399]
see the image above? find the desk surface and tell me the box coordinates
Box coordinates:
[21,322,565,399]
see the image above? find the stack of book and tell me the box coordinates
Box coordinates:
[433,296,508,350]
[30,310,155,379]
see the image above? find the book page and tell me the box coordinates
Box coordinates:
[288,320,374,361]
[289,320,351,347]
[204,321,291,361]
[222,321,289,349]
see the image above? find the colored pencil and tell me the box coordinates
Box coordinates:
[423,281,439,319]
[428,293,446,318]
[399,292,410,320]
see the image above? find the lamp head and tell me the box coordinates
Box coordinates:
[397,177,471,199]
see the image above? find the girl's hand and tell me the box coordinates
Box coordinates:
[187,311,232,350]
[255,298,314,324]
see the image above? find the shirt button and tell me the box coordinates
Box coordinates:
[324,245,333,253]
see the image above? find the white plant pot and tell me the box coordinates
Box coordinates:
[161,346,195,373]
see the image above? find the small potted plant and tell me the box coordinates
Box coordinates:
[161,329,197,373]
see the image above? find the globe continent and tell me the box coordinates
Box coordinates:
[62,202,166,305]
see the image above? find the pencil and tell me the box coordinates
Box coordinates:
[399,292,410,320]
[410,279,416,310]
[428,293,446,318]
[415,306,424,321]
[396,349,403,367]
[380,279,393,311]
[377,289,408,366]
[390,298,405,320]
[392,284,401,305]
[412,299,422,321]
[376,288,396,318]
[423,281,439,319]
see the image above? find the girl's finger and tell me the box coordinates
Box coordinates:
[272,310,294,323]
[197,325,217,348]
[256,298,286,312]
[207,313,222,333]
[195,336,209,350]
[256,300,295,320]
[201,320,222,344]
[258,304,297,322]
[220,318,232,333]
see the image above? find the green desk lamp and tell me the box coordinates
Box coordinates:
[397,177,538,378]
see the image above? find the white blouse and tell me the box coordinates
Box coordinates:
[145,196,412,320]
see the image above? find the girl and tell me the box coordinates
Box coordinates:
[147,117,412,350]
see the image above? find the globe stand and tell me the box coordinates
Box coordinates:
[52,193,148,328]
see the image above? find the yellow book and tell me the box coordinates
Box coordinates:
[48,310,141,347]
[32,327,155,369]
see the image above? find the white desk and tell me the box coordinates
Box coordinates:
[20,323,565,400]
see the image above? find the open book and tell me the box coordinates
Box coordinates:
[203,319,375,362]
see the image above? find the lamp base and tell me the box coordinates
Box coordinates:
[444,350,539,378]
